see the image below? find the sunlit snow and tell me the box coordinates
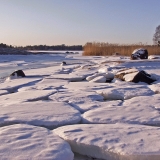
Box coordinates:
[0,51,160,159]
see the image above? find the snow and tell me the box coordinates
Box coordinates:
[96,85,154,100]
[69,100,122,113]
[149,83,160,94]
[49,90,104,104]
[54,123,160,160]
[0,101,81,129]
[0,124,74,160]
[0,77,42,92]
[0,90,56,105]
[18,78,69,91]
[0,90,8,96]
[82,95,160,126]
[1,53,160,159]
[64,81,112,91]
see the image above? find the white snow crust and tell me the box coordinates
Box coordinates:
[0,101,81,129]
[49,90,104,104]
[0,90,56,105]
[96,85,154,100]
[82,96,160,126]
[0,90,8,96]
[1,53,160,159]
[0,124,74,160]
[0,77,42,92]
[54,123,160,160]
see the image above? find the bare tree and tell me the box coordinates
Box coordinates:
[153,25,160,45]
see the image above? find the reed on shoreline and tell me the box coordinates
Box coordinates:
[83,42,160,56]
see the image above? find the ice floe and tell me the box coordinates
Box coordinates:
[0,101,81,129]
[0,124,73,160]
[96,85,154,100]
[82,95,160,126]
[54,123,160,160]
[0,90,56,105]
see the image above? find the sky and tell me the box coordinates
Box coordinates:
[0,0,160,46]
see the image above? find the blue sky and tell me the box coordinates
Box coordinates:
[0,0,160,46]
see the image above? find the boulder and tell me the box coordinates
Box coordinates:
[60,61,67,66]
[6,70,26,81]
[115,68,156,84]
[131,48,148,60]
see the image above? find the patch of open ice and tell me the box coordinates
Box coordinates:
[0,124,73,160]
[54,123,160,160]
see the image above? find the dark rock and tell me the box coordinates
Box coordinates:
[132,71,156,84]
[61,61,67,66]
[115,68,156,84]
[10,70,26,77]
[131,48,148,60]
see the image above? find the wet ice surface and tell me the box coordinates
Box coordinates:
[0,52,160,159]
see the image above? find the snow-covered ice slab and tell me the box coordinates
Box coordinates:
[123,94,160,110]
[54,123,160,160]
[0,124,73,160]
[0,77,42,92]
[96,85,154,100]
[0,90,8,96]
[64,82,112,91]
[149,84,160,94]
[82,96,160,126]
[49,73,85,82]
[0,101,81,129]
[0,90,56,105]
[24,66,62,76]
[49,90,104,104]
[18,78,69,91]
[69,100,122,113]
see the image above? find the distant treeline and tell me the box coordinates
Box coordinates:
[18,44,83,51]
[0,43,83,51]
[0,43,13,48]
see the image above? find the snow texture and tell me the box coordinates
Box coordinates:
[0,124,74,160]
[1,53,160,159]
[54,123,160,160]
[0,90,56,105]
[0,101,81,129]
[82,95,160,126]
[96,85,154,100]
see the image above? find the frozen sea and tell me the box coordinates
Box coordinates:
[0,51,160,160]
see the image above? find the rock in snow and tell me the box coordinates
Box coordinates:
[115,68,156,84]
[131,48,148,60]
